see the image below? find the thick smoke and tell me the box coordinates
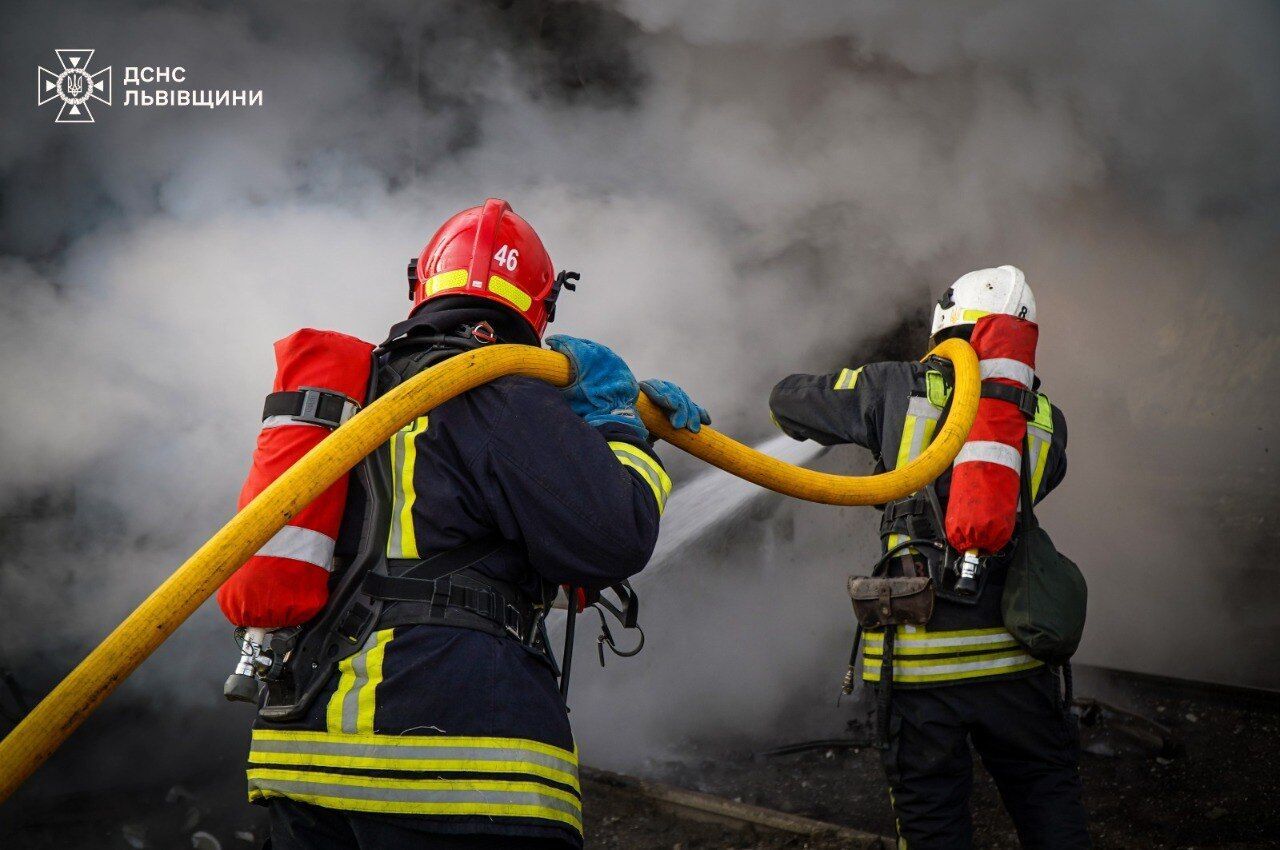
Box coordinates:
[1,0,1277,785]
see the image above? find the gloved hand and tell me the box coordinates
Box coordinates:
[639,379,711,433]
[545,335,646,438]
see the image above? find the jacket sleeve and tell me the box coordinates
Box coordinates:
[768,362,890,455]
[473,379,667,589]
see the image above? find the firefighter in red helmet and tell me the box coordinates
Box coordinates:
[769,267,1089,849]
[223,199,707,849]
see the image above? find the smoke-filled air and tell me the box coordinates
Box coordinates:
[1,0,1277,787]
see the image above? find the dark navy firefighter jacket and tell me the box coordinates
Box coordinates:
[246,315,670,847]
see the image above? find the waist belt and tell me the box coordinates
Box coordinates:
[363,562,539,643]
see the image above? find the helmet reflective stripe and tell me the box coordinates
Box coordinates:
[487,275,532,311]
[412,199,559,337]
[423,269,467,297]
[931,265,1036,337]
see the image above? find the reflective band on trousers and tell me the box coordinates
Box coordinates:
[255,525,335,571]
[247,728,581,831]
[953,440,1021,472]
[979,357,1034,388]
[609,441,672,512]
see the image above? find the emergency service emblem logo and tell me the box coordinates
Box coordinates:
[37,50,112,123]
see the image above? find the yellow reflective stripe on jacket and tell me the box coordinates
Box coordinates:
[896,396,942,469]
[249,729,580,792]
[925,371,951,408]
[326,628,394,735]
[889,396,942,554]
[387,416,429,560]
[863,626,1021,655]
[833,367,862,391]
[862,652,1042,684]
[247,729,582,831]
[247,771,582,830]
[609,441,672,512]
[1026,427,1051,500]
[860,625,1042,683]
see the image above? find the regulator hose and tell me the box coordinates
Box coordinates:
[0,337,978,802]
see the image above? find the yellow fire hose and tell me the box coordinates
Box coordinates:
[0,338,977,803]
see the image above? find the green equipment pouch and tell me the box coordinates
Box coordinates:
[1001,442,1088,664]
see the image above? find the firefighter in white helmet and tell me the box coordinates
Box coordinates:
[770,266,1090,849]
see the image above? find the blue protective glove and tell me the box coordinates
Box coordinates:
[639,379,711,433]
[545,335,647,438]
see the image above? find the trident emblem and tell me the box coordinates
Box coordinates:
[37,50,112,123]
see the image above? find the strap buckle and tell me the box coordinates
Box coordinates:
[294,386,359,428]
[980,381,1038,419]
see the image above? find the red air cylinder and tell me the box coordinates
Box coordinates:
[945,314,1039,557]
[217,329,374,628]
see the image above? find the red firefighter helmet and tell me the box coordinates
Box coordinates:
[408,198,563,338]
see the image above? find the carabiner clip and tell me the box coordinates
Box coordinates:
[594,606,645,667]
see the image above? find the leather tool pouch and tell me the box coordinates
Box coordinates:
[847,576,935,628]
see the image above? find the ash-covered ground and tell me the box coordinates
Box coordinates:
[622,666,1280,849]
[3,666,1277,849]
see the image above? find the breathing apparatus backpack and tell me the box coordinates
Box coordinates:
[219,325,643,716]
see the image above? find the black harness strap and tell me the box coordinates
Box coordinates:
[980,381,1038,419]
[263,388,359,428]
[366,537,507,595]
[360,538,538,640]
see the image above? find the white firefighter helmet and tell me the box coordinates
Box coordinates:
[931,265,1036,337]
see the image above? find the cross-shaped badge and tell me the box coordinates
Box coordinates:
[38,49,112,124]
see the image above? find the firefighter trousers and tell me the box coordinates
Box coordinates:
[878,667,1090,849]
[264,798,578,850]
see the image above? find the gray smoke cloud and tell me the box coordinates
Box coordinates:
[1,0,1277,784]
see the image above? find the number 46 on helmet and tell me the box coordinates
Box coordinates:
[407,198,577,340]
